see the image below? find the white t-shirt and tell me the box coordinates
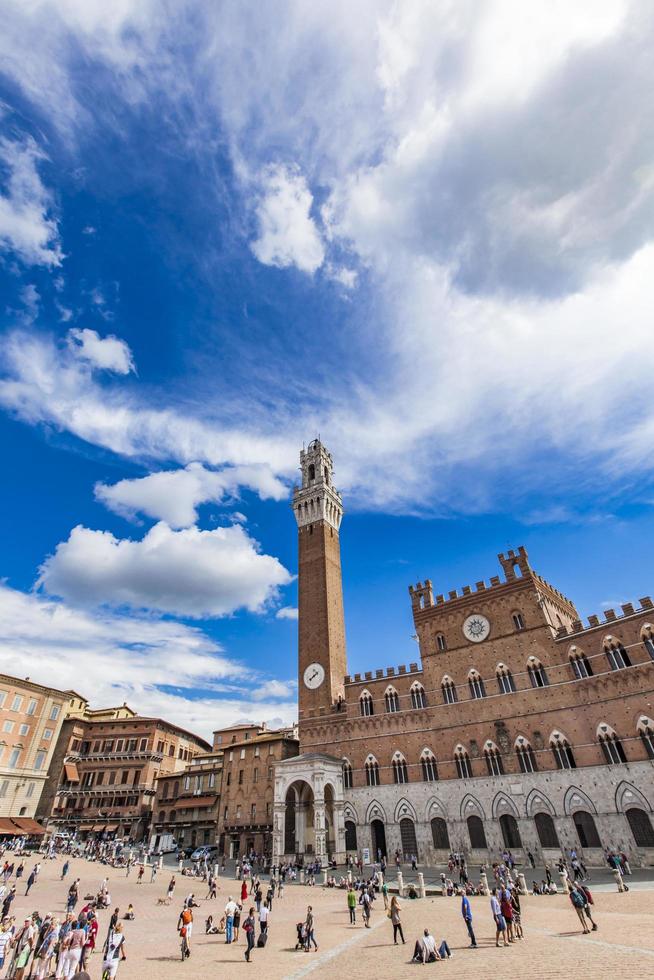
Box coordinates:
[259,907,270,923]
[422,935,436,956]
[225,901,237,917]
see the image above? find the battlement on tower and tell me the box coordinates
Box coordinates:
[344,662,422,685]
[409,545,576,613]
[554,596,653,638]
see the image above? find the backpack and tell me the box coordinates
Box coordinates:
[571,890,585,908]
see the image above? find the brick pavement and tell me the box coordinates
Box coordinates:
[3,857,654,979]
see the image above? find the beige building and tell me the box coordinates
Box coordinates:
[0,674,85,826]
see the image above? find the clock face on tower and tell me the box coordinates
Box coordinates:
[463,614,490,643]
[303,662,326,689]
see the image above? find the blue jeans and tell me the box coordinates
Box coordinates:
[438,940,451,958]
[226,916,234,943]
[464,918,476,945]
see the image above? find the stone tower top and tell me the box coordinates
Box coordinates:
[292,439,343,531]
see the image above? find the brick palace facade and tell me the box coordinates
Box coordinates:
[272,440,654,867]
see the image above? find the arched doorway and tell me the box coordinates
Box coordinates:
[467,814,487,849]
[431,817,450,850]
[345,820,357,851]
[534,812,559,849]
[285,780,315,857]
[500,813,522,849]
[626,808,654,847]
[400,817,418,860]
[573,810,601,848]
[371,819,387,860]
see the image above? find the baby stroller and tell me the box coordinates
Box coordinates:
[294,922,306,950]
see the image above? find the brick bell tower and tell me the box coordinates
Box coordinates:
[292,440,347,733]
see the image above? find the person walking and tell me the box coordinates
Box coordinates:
[66,880,79,914]
[381,879,389,910]
[578,882,598,931]
[102,923,126,979]
[240,880,248,903]
[61,861,70,881]
[243,907,255,962]
[461,892,477,948]
[136,865,144,885]
[347,885,357,924]
[304,906,318,952]
[389,896,405,945]
[259,900,270,937]
[490,889,509,947]
[167,876,176,903]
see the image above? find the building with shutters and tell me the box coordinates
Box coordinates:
[38,708,210,841]
[151,749,223,853]
[272,441,654,868]
[0,674,85,832]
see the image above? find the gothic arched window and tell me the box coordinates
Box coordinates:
[597,723,627,765]
[384,687,400,713]
[515,737,537,774]
[604,637,631,671]
[392,752,409,784]
[484,741,504,776]
[421,750,438,782]
[342,759,353,789]
[512,612,525,631]
[527,657,549,688]
[365,756,380,786]
[641,625,654,661]
[442,676,458,705]
[436,633,447,651]
[468,670,486,700]
[411,683,427,709]
[638,716,654,760]
[454,745,472,779]
[359,691,374,717]
[496,664,516,694]
[569,646,593,679]
[550,731,576,770]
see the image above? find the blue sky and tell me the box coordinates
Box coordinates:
[1,0,654,739]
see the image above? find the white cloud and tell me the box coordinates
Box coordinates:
[37,521,293,619]
[0,329,298,475]
[251,164,325,274]
[95,461,287,528]
[68,327,134,374]
[0,582,296,740]
[250,679,297,701]
[275,606,298,621]
[0,135,62,267]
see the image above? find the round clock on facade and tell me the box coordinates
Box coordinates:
[303,662,326,689]
[463,613,490,643]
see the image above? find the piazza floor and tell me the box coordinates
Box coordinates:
[5,856,654,979]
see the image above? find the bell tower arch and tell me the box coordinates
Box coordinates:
[293,440,347,733]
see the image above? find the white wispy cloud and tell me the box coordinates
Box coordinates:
[95,462,287,528]
[251,164,325,274]
[0,135,62,267]
[37,521,293,619]
[0,582,296,739]
[68,327,134,374]
[275,606,298,621]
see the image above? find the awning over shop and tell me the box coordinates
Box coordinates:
[64,762,80,782]
[0,818,18,835]
[105,824,118,832]
[178,795,218,808]
[92,824,106,832]
[79,824,94,831]
[9,817,46,835]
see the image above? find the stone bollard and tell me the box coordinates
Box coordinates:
[517,872,527,895]
[300,868,306,885]
[158,854,163,869]
[418,872,426,899]
[397,871,405,898]
[178,859,183,873]
[612,869,626,893]
[323,869,329,887]
[479,871,489,896]
[214,863,219,879]
[347,870,353,886]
